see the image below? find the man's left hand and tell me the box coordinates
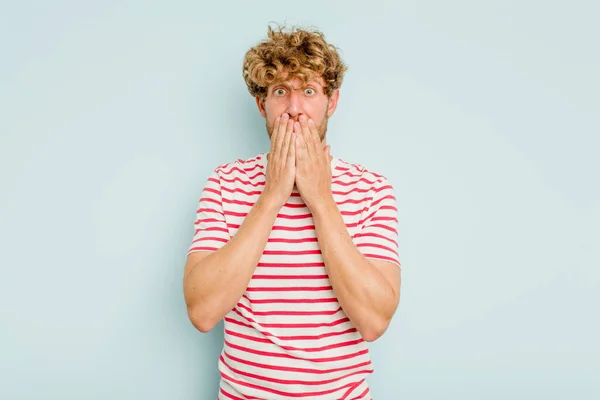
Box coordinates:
[294,115,333,212]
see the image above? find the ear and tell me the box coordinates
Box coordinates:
[255,96,267,118]
[326,89,340,117]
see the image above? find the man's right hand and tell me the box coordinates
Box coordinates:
[262,113,296,208]
[184,115,295,331]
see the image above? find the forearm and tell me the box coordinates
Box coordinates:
[184,195,281,330]
[312,197,398,341]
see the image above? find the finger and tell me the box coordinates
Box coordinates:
[288,132,296,167]
[293,121,304,146]
[273,114,289,159]
[324,145,332,162]
[279,113,290,138]
[294,134,304,163]
[294,122,307,161]
[299,117,314,160]
[280,119,294,165]
[270,116,281,152]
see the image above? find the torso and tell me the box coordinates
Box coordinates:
[196,153,392,400]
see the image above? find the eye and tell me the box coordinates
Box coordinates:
[274,88,286,96]
[305,88,316,96]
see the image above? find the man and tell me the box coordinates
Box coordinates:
[183,25,401,400]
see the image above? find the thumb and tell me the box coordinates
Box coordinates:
[324,145,332,161]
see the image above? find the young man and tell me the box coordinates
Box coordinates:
[183,25,402,400]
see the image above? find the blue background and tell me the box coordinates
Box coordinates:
[1,1,598,399]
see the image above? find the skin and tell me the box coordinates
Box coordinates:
[257,76,332,143]
[183,75,401,341]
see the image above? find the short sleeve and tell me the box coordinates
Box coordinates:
[353,177,401,268]
[187,170,231,256]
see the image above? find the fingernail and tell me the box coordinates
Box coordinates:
[282,113,289,119]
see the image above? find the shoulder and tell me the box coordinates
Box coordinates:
[334,157,392,188]
[211,153,266,178]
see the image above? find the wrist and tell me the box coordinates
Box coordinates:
[308,195,337,218]
[257,191,285,214]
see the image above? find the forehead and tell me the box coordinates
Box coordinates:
[271,75,325,89]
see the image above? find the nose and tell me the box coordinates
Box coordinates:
[285,91,303,120]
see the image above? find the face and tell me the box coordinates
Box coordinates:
[256,76,340,142]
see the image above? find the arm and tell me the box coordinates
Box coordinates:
[183,194,281,333]
[293,115,401,342]
[183,113,296,333]
[311,195,401,342]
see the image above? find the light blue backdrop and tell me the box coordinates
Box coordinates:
[1,1,598,399]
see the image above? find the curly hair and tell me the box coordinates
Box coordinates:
[242,24,348,100]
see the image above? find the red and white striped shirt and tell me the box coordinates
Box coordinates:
[188,153,401,400]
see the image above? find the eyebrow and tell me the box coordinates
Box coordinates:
[274,81,322,91]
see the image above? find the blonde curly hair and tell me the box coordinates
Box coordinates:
[242,24,348,100]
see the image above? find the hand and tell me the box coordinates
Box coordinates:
[294,115,333,211]
[262,113,296,208]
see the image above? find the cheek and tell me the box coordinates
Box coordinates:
[308,101,329,120]
[265,100,281,115]
[265,104,286,123]
[267,111,278,126]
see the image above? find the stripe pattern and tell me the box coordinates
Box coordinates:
[188,153,400,399]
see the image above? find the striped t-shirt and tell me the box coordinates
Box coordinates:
[188,152,401,400]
